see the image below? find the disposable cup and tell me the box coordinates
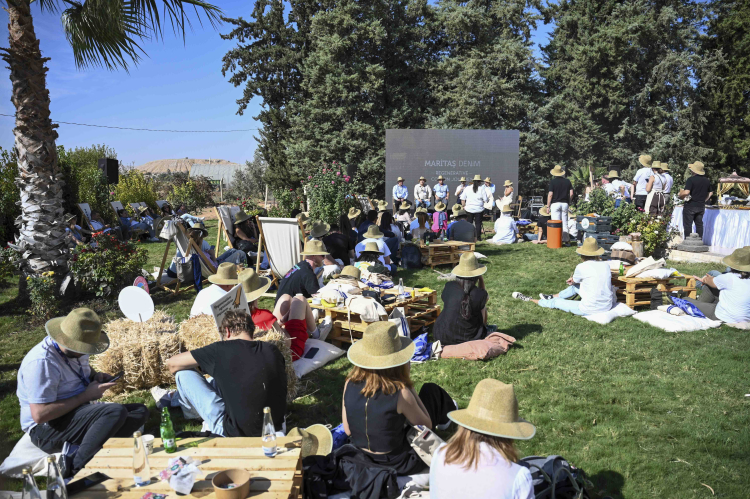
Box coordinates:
[142,434,155,454]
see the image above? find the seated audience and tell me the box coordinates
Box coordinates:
[357,209,379,238]
[17,308,148,477]
[433,253,489,346]
[410,208,430,240]
[512,237,616,316]
[378,210,399,240]
[160,202,175,217]
[448,209,476,243]
[275,239,329,301]
[342,322,456,476]
[169,221,247,279]
[432,202,448,238]
[190,262,240,317]
[491,205,518,245]
[89,211,122,240]
[323,222,356,265]
[272,293,330,357]
[346,209,361,248]
[239,268,277,330]
[175,204,204,225]
[396,202,412,224]
[685,246,750,322]
[118,208,158,241]
[355,242,384,272]
[525,206,550,244]
[320,265,365,294]
[64,213,87,247]
[233,211,259,252]
[354,226,393,269]
[167,310,287,436]
[430,379,535,499]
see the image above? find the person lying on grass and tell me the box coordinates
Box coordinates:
[512,237,616,316]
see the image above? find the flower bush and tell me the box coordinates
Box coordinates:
[575,187,615,217]
[167,175,215,214]
[70,234,148,297]
[27,271,58,320]
[303,163,357,224]
[614,207,677,256]
[271,187,305,217]
[0,245,20,284]
[234,197,263,216]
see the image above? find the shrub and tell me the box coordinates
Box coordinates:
[70,233,148,297]
[58,144,115,217]
[167,175,215,214]
[112,170,158,212]
[576,187,615,217]
[271,187,305,218]
[27,271,58,320]
[303,163,357,224]
[225,151,267,202]
[0,246,20,283]
[0,147,19,243]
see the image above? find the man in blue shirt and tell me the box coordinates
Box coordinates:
[392,177,409,213]
[433,175,449,205]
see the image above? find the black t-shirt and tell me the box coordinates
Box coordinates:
[323,232,352,263]
[538,215,551,239]
[432,281,488,346]
[275,260,320,301]
[684,175,711,207]
[451,220,476,242]
[191,340,287,437]
[548,177,573,204]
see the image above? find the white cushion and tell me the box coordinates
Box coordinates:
[0,433,61,478]
[625,257,665,277]
[633,310,722,332]
[584,303,637,324]
[727,322,750,330]
[636,268,679,279]
[611,241,633,251]
[293,339,345,378]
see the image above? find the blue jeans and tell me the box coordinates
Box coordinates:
[174,370,226,436]
[180,213,203,225]
[695,270,723,291]
[415,199,431,208]
[539,285,584,316]
[615,198,631,208]
[217,248,247,265]
[131,222,155,238]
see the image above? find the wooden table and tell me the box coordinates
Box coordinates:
[611,270,697,309]
[417,240,475,268]
[73,436,303,499]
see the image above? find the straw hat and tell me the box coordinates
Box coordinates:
[362,225,384,239]
[301,239,330,256]
[452,252,487,278]
[607,170,619,179]
[639,155,652,167]
[64,213,76,224]
[419,176,426,181]
[46,308,109,355]
[297,212,310,224]
[550,165,565,176]
[332,265,361,280]
[239,268,271,302]
[208,262,241,285]
[538,206,550,217]
[484,177,491,183]
[287,425,333,458]
[137,205,149,214]
[576,237,605,256]
[448,379,535,440]
[234,211,252,225]
[348,207,361,219]
[651,161,661,169]
[378,201,389,212]
[435,202,446,212]
[472,174,482,181]
[451,204,462,214]
[397,177,405,182]
[688,161,705,175]
[722,246,750,272]
[347,321,415,369]
[362,241,383,255]
[188,221,208,238]
[437,175,445,181]
[500,204,513,213]
[660,162,669,171]
[309,221,331,238]
[460,177,467,182]
[504,180,513,187]
[399,202,410,210]
[454,208,467,217]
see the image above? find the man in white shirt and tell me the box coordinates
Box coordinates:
[491,205,518,244]
[605,170,631,207]
[433,176,449,205]
[414,176,432,209]
[454,177,467,198]
[631,154,653,210]
[354,225,393,267]
[512,238,616,316]
[190,262,239,317]
[461,175,491,240]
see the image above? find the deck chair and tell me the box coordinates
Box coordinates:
[357,195,372,213]
[255,216,305,296]
[110,201,146,240]
[155,221,217,294]
[215,205,242,252]
[77,203,95,231]
[511,195,523,219]
[128,202,142,215]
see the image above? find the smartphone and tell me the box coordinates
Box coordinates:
[303,347,319,359]
[108,371,124,383]
[66,472,110,495]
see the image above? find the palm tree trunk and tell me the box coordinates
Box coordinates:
[2,0,67,274]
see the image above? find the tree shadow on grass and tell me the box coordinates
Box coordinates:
[498,323,543,341]
[589,469,626,499]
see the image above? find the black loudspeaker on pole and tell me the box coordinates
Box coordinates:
[98,158,119,184]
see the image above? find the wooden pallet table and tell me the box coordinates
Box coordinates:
[73,436,303,499]
[418,241,475,268]
[311,288,440,347]
[611,271,697,309]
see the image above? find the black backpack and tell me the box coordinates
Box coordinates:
[400,243,422,269]
[518,455,597,499]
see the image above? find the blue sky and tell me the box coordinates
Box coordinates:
[0,1,554,167]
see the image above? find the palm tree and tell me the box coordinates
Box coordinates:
[1,0,220,275]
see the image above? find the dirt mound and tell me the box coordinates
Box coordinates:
[135,158,238,174]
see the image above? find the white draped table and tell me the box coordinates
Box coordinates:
[670,206,750,253]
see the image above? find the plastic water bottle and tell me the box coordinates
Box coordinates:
[133,431,151,486]
[262,407,277,457]
[22,468,42,499]
[45,457,67,499]
[398,278,405,296]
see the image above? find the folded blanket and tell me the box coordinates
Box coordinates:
[633,310,722,332]
[440,333,516,361]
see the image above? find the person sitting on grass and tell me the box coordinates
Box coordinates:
[166,310,287,437]
[345,209,361,247]
[433,253,489,346]
[432,202,449,239]
[273,293,332,358]
[355,226,394,271]
[430,379,535,499]
[342,322,457,477]
[357,209,379,241]
[490,205,518,245]
[524,206,550,244]
[396,202,412,224]
[685,246,750,323]
[448,209,476,243]
[275,239,329,302]
[410,207,430,241]
[512,237,616,316]
[354,242,385,273]
[323,221,356,266]
[17,308,148,478]
[118,209,158,241]
[190,262,241,317]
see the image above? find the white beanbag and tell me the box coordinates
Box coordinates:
[584,303,637,324]
[633,310,722,332]
[611,241,633,251]
[293,339,345,378]
[0,433,61,478]
[727,322,750,330]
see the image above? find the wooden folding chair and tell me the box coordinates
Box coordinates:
[155,221,218,294]
[254,216,306,297]
[511,195,523,219]
[215,205,241,254]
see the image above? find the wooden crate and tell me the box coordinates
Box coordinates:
[74,436,303,499]
[611,272,697,309]
[418,241,476,268]
[311,288,440,347]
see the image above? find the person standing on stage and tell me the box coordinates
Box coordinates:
[461,175,491,241]
[483,177,497,220]
[392,177,409,214]
[497,180,514,212]
[455,177,467,199]
[631,155,653,210]
[678,161,712,239]
[414,176,433,209]
[433,175,449,206]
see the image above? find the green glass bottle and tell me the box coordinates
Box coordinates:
[160,407,177,453]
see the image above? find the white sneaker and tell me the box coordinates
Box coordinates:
[149,237,160,242]
[512,292,532,302]
[151,386,174,409]
[312,309,320,322]
[310,316,333,341]
[539,293,554,300]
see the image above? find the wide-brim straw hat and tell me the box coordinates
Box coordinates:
[460,177,467,182]
[651,161,662,169]
[639,154,653,167]
[333,265,361,280]
[234,211,252,225]
[362,241,383,255]
[437,175,445,181]
[452,252,486,278]
[188,221,208,238]
[378,201,389,212]
[688,161,705,175]
[577,237,605,256]
[500,204,513,213]
[363,225,384,239]
[399,202,410,210]
[550,165,565,176]
[419,176,426,181]
[435,202,446,212]
[348,207,361,219]
[504,180,513,187]
[301,239,329,256]
[309,221,331,238]
[347,321,415,369]
[722,246,750,272]
[484,177,491,183]
[448,379,536,440]
[660,163,669,171]
[239,268,271,302]
[451,204,462,213]
[46,308,109,355]
[472,174,482,181]
[538,206,550,217]
[137,205,149,214]
[287,425,333,458]
[208,262,241,285]
[607,169,619,179]
[397,177,405,182]
[297,212,310,224]
[454,208,468,217]
[63,213,76,224]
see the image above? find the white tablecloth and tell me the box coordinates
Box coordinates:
[671,206,750,251]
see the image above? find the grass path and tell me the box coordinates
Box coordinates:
[0,222,747,497]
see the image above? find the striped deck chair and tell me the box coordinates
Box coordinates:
[155,221,217,294]
[255,216,305,297]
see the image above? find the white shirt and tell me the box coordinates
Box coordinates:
[492,215,518,244]
[455,183,467,197]
[567,218,578,238]
[484,183,496,196]
[663,173,674,194]
[604,182,619,198]
[354,237,391,265]
[430,443,534,499]
[414,183,432,200]
[573,260,616,315]
[633,167,652,196]
[461,185,490,213]
[190,284,227,317]
[613,179,631,198]
[713,273,750,323]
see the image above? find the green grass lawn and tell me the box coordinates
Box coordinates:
[1,221,748,497]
